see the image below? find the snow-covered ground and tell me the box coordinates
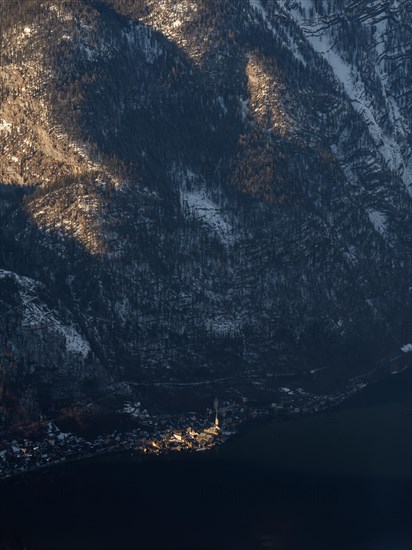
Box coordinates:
[249,0,307,67]
[288,1,412,196]
[401,343,412,353]
[123,401,149,418]
[0,269,91,358]
[182,188,233,243]
[367,209,387,236]
[180,171,234,245]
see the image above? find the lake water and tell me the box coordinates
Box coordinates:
[1,368,412,549]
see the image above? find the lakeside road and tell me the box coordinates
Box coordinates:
[1,364,411,482]
[0,367,411,550]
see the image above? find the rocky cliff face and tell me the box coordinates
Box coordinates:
[0,0,411,425]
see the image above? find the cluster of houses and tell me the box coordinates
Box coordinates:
[0,378,372,480]
[137,422,223,455]
[0,410,225,479]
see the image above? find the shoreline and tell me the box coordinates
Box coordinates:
[1,362,410,484]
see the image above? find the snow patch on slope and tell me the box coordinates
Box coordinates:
[182,188,233,244]
[250,0,307,67]
[288,2,412,195]
[367,209,387,236]
[180,171,234,245]
[0,269,90,358]
[58,325,91,357]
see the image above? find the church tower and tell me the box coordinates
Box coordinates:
[213,397,220,431]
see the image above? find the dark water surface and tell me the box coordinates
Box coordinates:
[1,369,412,550]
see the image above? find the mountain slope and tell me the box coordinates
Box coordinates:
[0,0,411,426]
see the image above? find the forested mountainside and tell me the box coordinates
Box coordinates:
[0,0,411,427]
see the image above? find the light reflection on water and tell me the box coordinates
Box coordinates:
[0,368,411,550]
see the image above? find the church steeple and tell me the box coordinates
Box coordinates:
[213,397,220,431]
